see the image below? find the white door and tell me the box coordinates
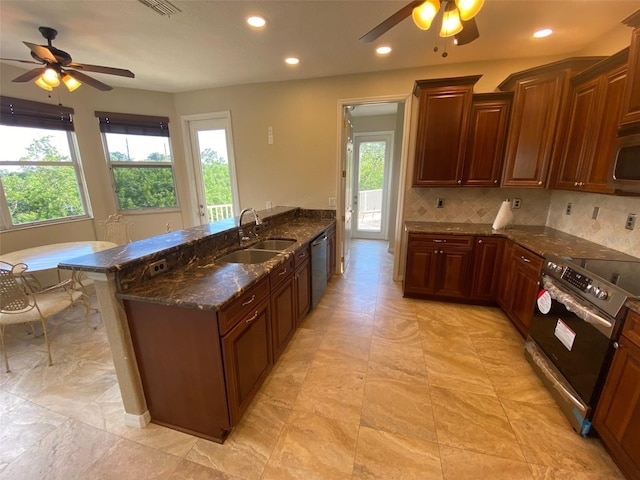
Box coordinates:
[353,132,393,240]
[185,114,239,225]
[343,125,354,272]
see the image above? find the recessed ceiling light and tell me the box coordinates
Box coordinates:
[533,28,553,38]
[285,57,300,65]
[247,15,266,28]
[376,46,392,55]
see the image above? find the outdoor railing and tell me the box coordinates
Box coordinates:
[207,204,234,222]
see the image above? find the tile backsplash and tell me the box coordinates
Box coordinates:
[404,188,640,258]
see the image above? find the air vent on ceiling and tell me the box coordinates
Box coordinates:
[138,0,181,16]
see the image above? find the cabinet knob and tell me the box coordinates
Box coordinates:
[457,180,462,185]
[538,181,543,185]
[494,180,498,184]
[613,341,619,349]
[478,239,483,244]
[440,250,444,254]
[574,182,579,187]
[434,250,439,254]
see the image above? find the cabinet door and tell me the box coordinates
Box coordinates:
[508,261,540,337]
[462,94,511,187]
[554,77,601,191]
[271,274,296,361]
[502,71,566,187]
[583,63,627,194]
[295,260,311,324]
[620,28,640,127]
[222,297,272,424]
[469,237,504,302]
[593,335,640,480]
[435,248,472,299]
[413,85,474,186]
[496,240,515,311]
[404,244,438,295]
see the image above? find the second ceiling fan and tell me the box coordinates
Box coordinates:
[360,0,483,47]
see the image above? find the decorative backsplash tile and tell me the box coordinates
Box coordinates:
[547,191,640,258]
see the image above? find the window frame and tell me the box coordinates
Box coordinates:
[0,96,91,231]
[96,111,180,214]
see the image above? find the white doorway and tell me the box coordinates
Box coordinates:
[353,131,393,240]
[182,113,239,226]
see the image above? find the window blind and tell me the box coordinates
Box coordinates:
[95,111,170,137]
[0,96,74,131]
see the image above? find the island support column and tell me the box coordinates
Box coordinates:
[87,271,150,428]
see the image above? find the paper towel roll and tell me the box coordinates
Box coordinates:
[492,200,513,230]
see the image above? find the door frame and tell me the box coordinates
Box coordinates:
[336,94,412,279]
[181,111,240,226]
[352,131,394,240]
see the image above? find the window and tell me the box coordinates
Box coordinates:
[0,96,89,229]
[96,111,178,211]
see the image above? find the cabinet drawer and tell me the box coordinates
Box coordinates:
[270,257,294,288]
[408,234,473,249]
[623,310,640,347]
[511,244,543,273]
[219,278,270,335]
[294,244,310,268]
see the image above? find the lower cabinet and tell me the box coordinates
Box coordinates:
[294,244,311,325]
[469,236,505,302]
[497,241,543,337]
[404,234,473,299]
[270,257,296,362]
[593,310,640,480]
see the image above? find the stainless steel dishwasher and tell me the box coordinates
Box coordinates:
[310,232,328,309]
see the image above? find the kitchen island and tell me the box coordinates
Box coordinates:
[59,206,335,440]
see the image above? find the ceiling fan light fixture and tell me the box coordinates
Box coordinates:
[412,0,441,30]
[62,74,82,92]
[376,45,392,55]
[454,0,484,21]
[41,67,60,87]
[440,3,463,37]
[247,15,267,28]
[34,76,53,91]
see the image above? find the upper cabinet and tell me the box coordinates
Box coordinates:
[620,22,640,128]
[553,50,628,194]
[412,76,511,188]
[412,75,480,187]
[498,58,603,188]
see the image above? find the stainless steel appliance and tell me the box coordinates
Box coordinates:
[609,131,640,194]
[310,233,328,309]
[525,254,640,436]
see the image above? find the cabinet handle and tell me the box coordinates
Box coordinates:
[521,256,530,263]
[433,239,446,243]
[279,268,288,276]
[299,253,306,258]
[242,295,256,306]
[245,311,259,324]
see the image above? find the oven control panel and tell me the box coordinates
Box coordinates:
[560,267,609,300]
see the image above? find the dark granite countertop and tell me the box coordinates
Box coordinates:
[116,216,334,312]
[405,222,640,314]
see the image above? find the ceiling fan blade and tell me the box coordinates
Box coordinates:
[359,0,425,42]
[12,68,46,83]
[454,17,480,46]
[64,69,113,91]
[0,57,44,65]
[68,62,135,78]
[23,41,57,63]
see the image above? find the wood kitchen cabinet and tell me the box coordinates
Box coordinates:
[554,50,628,194]
[469,236,504,303]
[270,257,296,362]
[497,242,543,337]
[498,58,602,188]
[403,234,473,299]
[620,23,640,127]
[412,75,481,187]
[462,93,513,187]
[593,310,640,480]
[294,243,311,325]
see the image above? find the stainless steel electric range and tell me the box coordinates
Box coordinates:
[525,253,640,436]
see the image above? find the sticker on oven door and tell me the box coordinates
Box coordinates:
[554,319,576,351]
[536,289,551,314]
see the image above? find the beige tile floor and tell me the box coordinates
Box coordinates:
[0,239,625,480]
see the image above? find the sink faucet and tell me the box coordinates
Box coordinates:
[238,208,261,243]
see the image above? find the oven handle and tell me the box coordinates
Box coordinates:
[541,276,614,338]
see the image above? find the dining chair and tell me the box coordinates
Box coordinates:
[101,214,133,245]
[0,261,89,372]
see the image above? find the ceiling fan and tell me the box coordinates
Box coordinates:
[360,0,483,47]
[0,26,135,92]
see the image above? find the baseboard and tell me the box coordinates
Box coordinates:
[124,410,151,428]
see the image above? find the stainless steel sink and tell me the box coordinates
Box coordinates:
[217,249,280,264]
[251,239,296,251]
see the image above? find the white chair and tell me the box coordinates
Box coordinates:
[0,261,89,372]
[101,214,133,245]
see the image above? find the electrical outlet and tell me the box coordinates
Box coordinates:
[328,197,336,207]
[626,213,637,230]
[512,198,521,209]
[436,198,444,208]
[266,201,272,209]
[566,203,573,215]
[592,206,600,220]
[149,259,168,277]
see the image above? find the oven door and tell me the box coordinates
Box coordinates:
[526,275,616,434]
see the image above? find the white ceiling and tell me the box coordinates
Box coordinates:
[0,1,638,94]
